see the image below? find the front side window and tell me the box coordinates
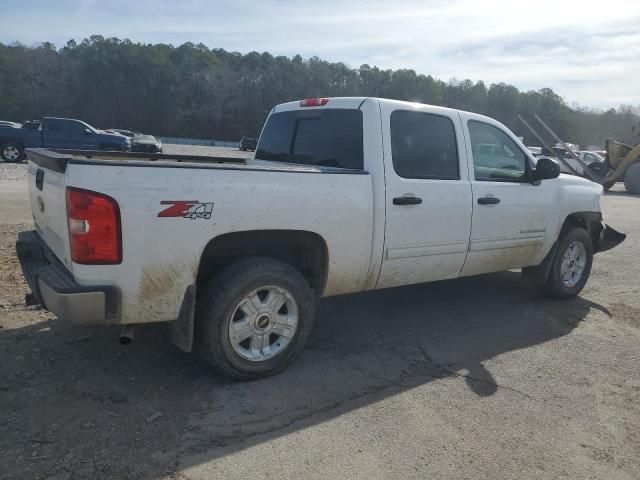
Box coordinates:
[468,121,527,182]
[390,110,459,180]
[256,109,363,169]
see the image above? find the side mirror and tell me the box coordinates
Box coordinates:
[533,157,561,181]
[84,128,93,135]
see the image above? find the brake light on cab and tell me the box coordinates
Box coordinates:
[66,187,122,264]
[300,98,329,107]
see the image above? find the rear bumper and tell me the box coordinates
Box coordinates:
[16,230,119,325]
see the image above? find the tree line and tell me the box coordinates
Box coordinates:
[1,35,638,147]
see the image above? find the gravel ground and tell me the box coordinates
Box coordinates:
[0,158,638,480]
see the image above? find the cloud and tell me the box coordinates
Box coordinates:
[0,0,638,108]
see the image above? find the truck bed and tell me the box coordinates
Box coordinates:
[26,148,367,175]
[24,146,375,327]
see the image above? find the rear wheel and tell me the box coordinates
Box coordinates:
[1,142,24,162]
[623,163,640,194]
[542,228,593,298]
[196,257,315,380]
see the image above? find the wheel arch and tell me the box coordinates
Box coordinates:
[559,211,603,247]
[169,229,328,354]
[524,211,602,286]
[197,229,329,294]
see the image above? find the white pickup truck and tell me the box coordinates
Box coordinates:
[17,97,625,379]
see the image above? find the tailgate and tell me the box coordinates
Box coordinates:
[26,158,70,266]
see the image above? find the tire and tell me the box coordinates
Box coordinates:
[542,228,593,299]
[623,163,640,194]
[196,257,315,380]
[1,142,25,162]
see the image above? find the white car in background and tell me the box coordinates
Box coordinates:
[578,150,607,176]
[579,151,605,165]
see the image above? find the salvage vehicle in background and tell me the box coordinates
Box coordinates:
[17,97,625,380]
[0,117,130,162]
[239,136,257,151]
[108,129,163,153]
[577,150,607,177]
[578,150,605,165]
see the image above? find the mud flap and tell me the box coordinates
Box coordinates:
[522,241,559,285]
[596,225,626,253]
[168,285,196,352]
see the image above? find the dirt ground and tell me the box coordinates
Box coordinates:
[1,155,639,480]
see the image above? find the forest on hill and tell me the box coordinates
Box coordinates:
[1,36,638,147]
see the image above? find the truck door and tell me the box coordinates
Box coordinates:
[377,105,473,288]
[41,118,69,148]
[42,119,95,149]
[459,113,555,276]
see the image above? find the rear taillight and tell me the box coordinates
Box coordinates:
[66,187,122,264]
[300,98,329,107]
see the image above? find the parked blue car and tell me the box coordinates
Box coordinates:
[0,117,131,162]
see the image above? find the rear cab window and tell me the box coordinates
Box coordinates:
[256,109,363,170]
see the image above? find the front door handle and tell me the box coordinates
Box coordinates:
[393,196,422,205]
[477,196,500,205]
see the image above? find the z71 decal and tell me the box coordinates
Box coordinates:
[158,201,214,220]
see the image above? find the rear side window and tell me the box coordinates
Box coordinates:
[256,109,363,169]
[390,110,459,180]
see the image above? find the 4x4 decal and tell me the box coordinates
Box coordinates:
[158,201,214,220]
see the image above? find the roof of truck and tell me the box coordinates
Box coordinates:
[272,96,494,121]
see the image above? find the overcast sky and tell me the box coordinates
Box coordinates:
[1,0,639,109]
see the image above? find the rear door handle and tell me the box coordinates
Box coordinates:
[393,196,422,205]
[477,196,500,205]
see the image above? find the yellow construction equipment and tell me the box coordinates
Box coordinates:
[604,139,640,193]
[519,114,640,194]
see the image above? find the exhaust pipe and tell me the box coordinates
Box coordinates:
[119,325,136,345]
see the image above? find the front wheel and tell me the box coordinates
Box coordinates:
[1,142,24,162]
[542,228,593,298]
[196,257,315,380]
